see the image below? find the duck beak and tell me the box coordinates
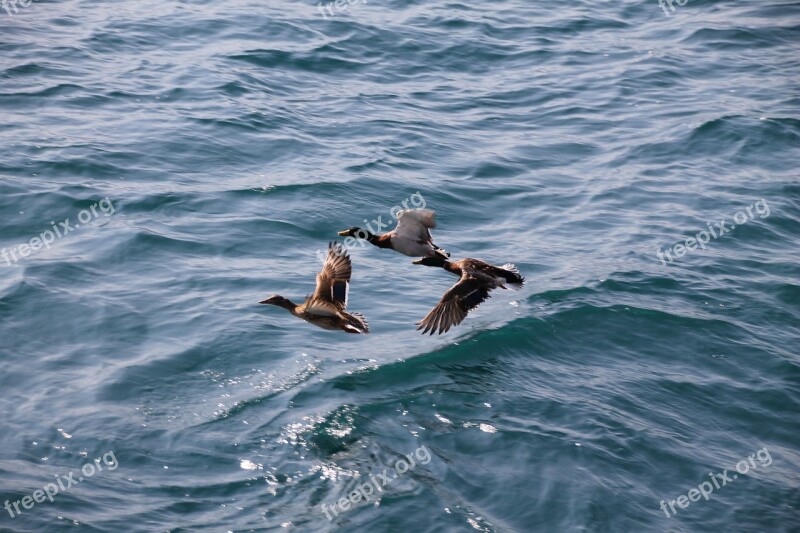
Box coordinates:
[337,230,349,236]
[412,258,424,265]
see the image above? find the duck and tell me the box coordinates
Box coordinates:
[411,257,524,335]
[338,208,449,259]
[259,242,369,334]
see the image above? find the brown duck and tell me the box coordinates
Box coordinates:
[259,242,369,334]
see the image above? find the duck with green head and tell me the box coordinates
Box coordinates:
[338,208,449,259]
[412,256,524,335]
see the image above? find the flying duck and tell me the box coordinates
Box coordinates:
[412,257,524,335]
[338,208,449,259]
[259,242,369,334]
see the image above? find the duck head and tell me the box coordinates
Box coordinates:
[259,295,294,309]
[337,227,374,239]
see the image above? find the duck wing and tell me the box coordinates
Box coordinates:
[393,209,437,243]
[306,242,352,315]
[416,277,492,335]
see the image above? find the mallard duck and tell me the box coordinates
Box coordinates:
[259,242,369,334]
[411,257,524,335]
[338,208,449,259]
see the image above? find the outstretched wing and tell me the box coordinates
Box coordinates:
[306,242,352,314]
[394,209,437,243]
[416,277,492,335]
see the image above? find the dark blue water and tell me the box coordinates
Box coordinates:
[1,0,799,531]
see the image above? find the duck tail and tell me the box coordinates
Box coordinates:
[434,246,450,259]
[346,312,370,334]
[500,264,525,290]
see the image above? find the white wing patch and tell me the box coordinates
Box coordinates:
[500,264,519,275]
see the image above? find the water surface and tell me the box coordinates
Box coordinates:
[1,0,798,531]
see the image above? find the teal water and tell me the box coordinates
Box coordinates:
[1,0,799,531]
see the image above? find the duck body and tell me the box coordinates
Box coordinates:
[260,242,369,334]
[338,208,449,259]
[438,258,524,289]
[260,296,369,333]
[412,256,524,335]
[303,311,368,333]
